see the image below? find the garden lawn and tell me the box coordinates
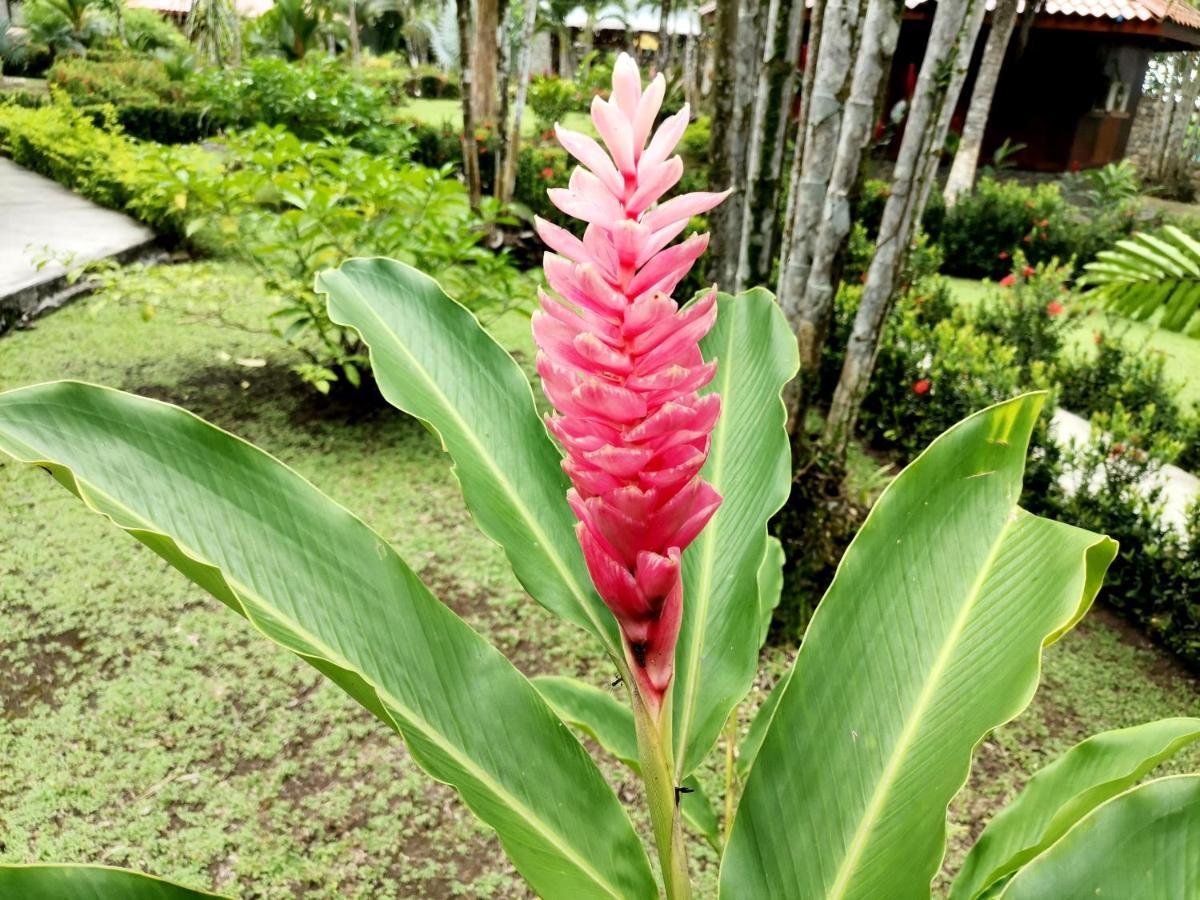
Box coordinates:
[401,97,594,138]
[945,275,1200,410]
[1,261,1197,898]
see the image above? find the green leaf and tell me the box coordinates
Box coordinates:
[533,675,722,850]
[720,394,1117,900]
[999,775,1200,899]
[1082,225,1200,333]
[315,257,620,656]
[672,287,798,777]
[952,717,1200,899]
[755,536,786,647]
[0,865,228,899]
[0,382,657,900]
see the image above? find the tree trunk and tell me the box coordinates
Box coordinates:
[734,0,804,292]
[473,0,500,123]
[942,0,1018,206]
[776,0,872,428]
[683,2,701,110]
[709,0,766,288]
[493,0,512,193]
[779,0,824,264]
[499,0,539,203]
[785,0,901,432]
[823,0,988,457]
[657,0,674,72]
[347,0,361,64]
[1161,54,1200,185]
[457,0,483,209]
[557,26,574,78]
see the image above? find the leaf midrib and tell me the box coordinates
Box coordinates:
[825,512,1018,900]
[332,272,620,658]
[23,449,630,900]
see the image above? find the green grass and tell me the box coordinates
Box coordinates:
[944,275,1200,410]
[400,97,594,138]
[1,261,1197,897]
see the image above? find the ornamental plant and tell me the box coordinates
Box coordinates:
[3,56,1200,899]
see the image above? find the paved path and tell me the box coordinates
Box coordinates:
[0,159,155,315]
[1050,408,1199,533]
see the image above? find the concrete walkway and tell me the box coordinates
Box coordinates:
[0,159,155,326]
[1050,408,1199,533]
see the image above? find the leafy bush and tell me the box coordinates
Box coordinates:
[528,74,578,134]
[924,176,1135,279]
[1023,405,1200,668]
[0,96,207,238]
[972,253,1076,378]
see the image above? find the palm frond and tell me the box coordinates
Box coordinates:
[1079,224,1200,336]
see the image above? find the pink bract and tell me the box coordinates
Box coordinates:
[531,53,729,711]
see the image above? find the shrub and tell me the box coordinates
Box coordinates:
[972,252,1076,378]
[528,74,578,134]
[1023,405,1200,669]
[924,176,1135,279]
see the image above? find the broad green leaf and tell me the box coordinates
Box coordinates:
[755,536,786,647]
[953,717,1200,899]
[316,258,620,656]
[0,865,227,899]
[672,287,798,777]
[0,382,656,900]
[534,675,721,849]
[720,394,1117,900]
[1000,775,1200,899]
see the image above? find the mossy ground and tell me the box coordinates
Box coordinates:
[1,261,1197,898]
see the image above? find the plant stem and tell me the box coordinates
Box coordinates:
[722,709,738,845]
[632,690,693,900]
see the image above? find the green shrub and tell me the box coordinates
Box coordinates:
[1023,405,1200,669]
[972,253,1076,379]
[924,176,1135,279]
[528,74,579,135]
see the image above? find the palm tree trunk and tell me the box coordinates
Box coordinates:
[473,0,500,123]
[785,0,901,433]
[942,0,1018,206]
[347,0,361,64]
[823,0,988,458]
[1161,54,1200,185]
[708,0,766,288]
[457,0,483,209]
[779,0,825,265]
[734,0,804,293]
[499,0,539,203]
[657,0,674,72]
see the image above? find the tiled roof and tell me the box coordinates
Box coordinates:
[906,0,1200,30]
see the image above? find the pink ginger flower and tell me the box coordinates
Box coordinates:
[532,53,729,711]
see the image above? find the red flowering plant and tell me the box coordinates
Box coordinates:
[12,55,1200,900]
[976,250,1076,379]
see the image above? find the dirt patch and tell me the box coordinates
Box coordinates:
[129,361,396,432]
[0,627,86,718]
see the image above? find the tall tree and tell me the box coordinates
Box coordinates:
[185,0,241,66]
[782,0,901,431]
[708,0,766,287]
[456,0,483,208]
[656,0,674,72]
[734,0,804,292]
[823,0,988,456]
[942,0,1019,205]
[1153,53,1200,185]
[499,0,539,203]
[474,0,501,122]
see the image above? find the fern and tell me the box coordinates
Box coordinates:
[1079,225,1200,336]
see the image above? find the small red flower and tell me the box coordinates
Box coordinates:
[999,274,1016,287]
[998,251,1009,260]
[1022,234,1033,243]
[1070,160,1082,173]
[1038,218,1049,228]
[1046,300,1064,316]
[541,166,555,179]
[1023,265,1035,277]
[1094,331,1104,345]
[913,378,931,395]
